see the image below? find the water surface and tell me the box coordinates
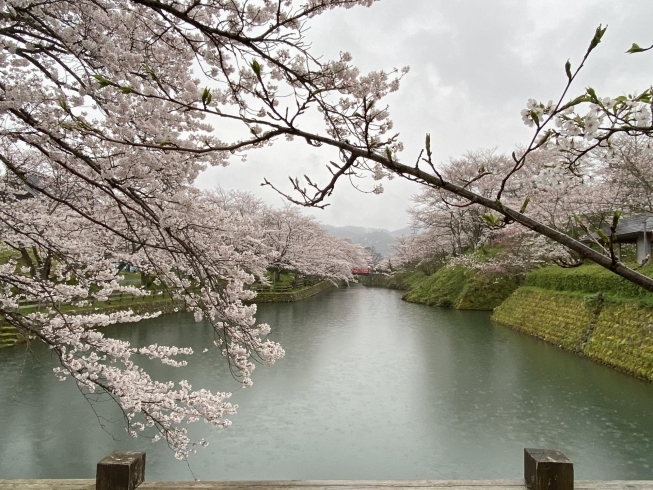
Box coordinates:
[1,286,652,480]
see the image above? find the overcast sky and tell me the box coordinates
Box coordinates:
[196,0,653,231]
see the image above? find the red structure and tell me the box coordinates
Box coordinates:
[351,268,371,275]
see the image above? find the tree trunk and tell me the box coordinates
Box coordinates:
[19,247,36,277]
[140,271,153,288]
[40,252,52,281]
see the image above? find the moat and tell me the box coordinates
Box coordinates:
[1,286,652,480]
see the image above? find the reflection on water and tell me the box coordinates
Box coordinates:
[1,286,653,480]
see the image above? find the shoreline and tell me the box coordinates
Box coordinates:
[0,281,336,349]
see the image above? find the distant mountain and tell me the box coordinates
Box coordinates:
[389,226,413,237]
[321,225,413,257]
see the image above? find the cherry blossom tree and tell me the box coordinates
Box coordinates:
[0,0,391,459]
[364,246,383,269]
[1,158,284,459]
[265,24,653,290]
[597,135,653,215]
[262,204,368,283]
[407,150,512,259]
[402,146,622,274]
[2,0,653,460]
[208,189,370,282]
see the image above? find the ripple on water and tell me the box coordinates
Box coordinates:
[1,286,653,480]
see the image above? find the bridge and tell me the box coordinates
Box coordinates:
[351,268,371,275]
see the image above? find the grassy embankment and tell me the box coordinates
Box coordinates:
[364,260,520,311]
[493,263,653,381]
[371,257,653,381]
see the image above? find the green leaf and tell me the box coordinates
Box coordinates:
[538,129,553,145]
[597,229,610,243]
[531,111,540,126]
[586,87,598,102]
[624,42,653,54]
[76,118,92,130]
[120,86,135,95]
[627,42,653,54]
[565,59,572,80]
[482,213,500,226]
[251,60,261,78]
[519,196,531,214]
[93,74,112,89]
[612,210,622,229]
[57,98,69,111]
[628,43,643,53]
[202,87,212,106]
[589,24,607,52]
[566,94,591,108]
[143,61,158,81]
[385,147,393,161]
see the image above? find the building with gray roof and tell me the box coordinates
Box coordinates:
[582,214,653,264]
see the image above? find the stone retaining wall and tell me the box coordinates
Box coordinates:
[492,287,653,381]
[253,280,335,303]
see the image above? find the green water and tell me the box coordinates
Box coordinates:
[1,286,652,480]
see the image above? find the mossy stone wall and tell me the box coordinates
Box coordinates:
[492,288,593,350]
[526,263,653,304]
[0,298,185,349]
[402,266,519,311]
[359,274,392,288]
[457,274,521,310]
[0,324,24,349]
[585,302,653,380]
[493,287,653,381]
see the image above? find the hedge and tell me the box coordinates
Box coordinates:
[525,263,653,303]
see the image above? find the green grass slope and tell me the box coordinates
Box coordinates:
[401,266,520,310]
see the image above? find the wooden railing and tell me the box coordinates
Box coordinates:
[1,448,649,490]
[15,290,174,311]
[248,279,311,292]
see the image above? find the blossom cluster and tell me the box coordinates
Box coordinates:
[521,90,653,162]
[0,0,384,460]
